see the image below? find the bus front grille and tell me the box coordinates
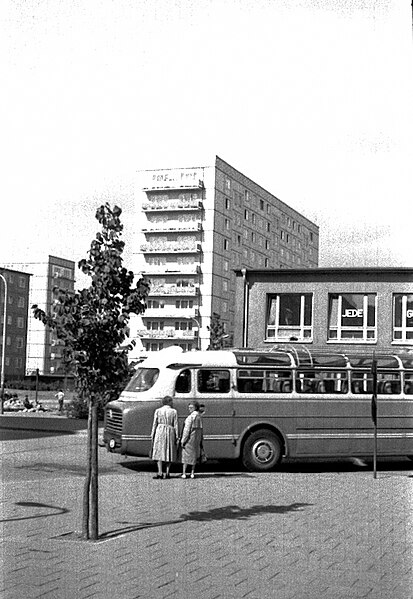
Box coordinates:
[105,408,123,434]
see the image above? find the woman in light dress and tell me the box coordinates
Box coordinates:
[180,401,204,479]
[151,396,179,479]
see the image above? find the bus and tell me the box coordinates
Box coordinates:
[103,345,413,471]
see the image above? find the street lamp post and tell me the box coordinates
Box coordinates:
[192,317,201,350]
[0,273,8,415]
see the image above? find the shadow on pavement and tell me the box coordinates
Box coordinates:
[0,501,69,523]
[119,458,254,478]
[118,456,413,475]
[98,502,312,540]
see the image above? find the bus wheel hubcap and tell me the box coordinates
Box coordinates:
[253,440,273,464]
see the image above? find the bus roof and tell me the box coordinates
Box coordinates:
[139,346,413,371]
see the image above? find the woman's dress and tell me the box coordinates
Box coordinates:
[151,405,179,462]
[181,411,203,465]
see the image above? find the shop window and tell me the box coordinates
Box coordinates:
[266,294,313,341]
[328,294,376,342]
[393,294,413,343]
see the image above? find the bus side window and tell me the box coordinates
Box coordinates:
[198,370,230,393]
[405,381,413,395]
[175,369,191,394]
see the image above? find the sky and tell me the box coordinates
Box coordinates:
[1,0,413,287]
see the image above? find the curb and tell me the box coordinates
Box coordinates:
[0,414,91,434]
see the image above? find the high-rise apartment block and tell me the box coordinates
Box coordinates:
[132,156,319,353]
[26,256,75,375]
[0,267,31,379]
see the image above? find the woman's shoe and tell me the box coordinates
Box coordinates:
[181,474,186,479]
[153,474,163,479]
[165,473,170,479]
[190,473,195,479]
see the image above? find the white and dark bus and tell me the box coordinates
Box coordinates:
[103,346,413,471]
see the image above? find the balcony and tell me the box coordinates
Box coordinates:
[141,222,202,233]
[143,309,198,319]
[150,284,200,296]
[140,242,202,254]
[142,200,203,212]
[137,329,197,339]
[143,264,202,276]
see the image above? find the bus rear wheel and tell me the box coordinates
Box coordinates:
[242,430,282,472]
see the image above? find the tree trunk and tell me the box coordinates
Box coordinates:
[90,402,99,540]
[82,399,93,539]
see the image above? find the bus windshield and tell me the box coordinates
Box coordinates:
[125,368,159,392]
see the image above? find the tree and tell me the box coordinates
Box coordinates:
[207,312,229,350]
[32,204,149,540]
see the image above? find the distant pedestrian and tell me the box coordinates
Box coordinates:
[180,401,204,479]
[23,395,33,411]
[150,396,179,479]
[55,389,65,412]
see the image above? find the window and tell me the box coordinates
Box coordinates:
[16,337,23,349]
[18,297,25,308]
[175,369,191,393]
[145,343,164,351]
[265,258,269,267]
[328,294,377,342]
[244,209,249,221]
[18,276,26,288]
[224,218,230,230]
[266,294,313,341]
[175,321,192,331]
[197,369,230,393]
[260,199,264,210]
[225,177,231,191]
[223,260,229,272]
[225,198,230,210]
[223,239,229,251]
[17,317,24,328]
[393,294,413,342]
[7,315,12,325]
[176,300,193,309]
[296,371,348,394]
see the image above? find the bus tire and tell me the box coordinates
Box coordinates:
[242,430,282,472]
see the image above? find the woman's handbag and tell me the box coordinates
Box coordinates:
[199,446,207,464]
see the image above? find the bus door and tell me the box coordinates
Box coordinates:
[192,368,235,459]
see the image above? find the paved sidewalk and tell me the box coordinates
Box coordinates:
[1,437,413,599]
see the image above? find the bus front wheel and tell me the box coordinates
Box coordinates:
[242,430,282,472]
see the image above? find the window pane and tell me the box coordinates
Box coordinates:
[304,295,312,326]
[328,295,339,329]
[279,295,300,325]
[406,295,413,327]
[341,294,363,327]
[367,295,376,327]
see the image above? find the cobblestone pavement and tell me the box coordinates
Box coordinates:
[1,433,413,599]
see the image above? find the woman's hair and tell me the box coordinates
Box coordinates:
[162,395,173,405]
[189,400,200,411]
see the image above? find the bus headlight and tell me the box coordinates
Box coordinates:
[109,439,116,449]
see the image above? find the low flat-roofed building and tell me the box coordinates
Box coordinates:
[234,267,413,354]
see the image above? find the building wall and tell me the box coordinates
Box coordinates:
[0,267,31,379]
[234,268,413,354]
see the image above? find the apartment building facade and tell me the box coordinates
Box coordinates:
[0,267,31,379]
[132,156,319,353]
[26,255,75,375]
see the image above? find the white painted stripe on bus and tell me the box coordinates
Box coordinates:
[121,434,235,441]
[288,432,413,439]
